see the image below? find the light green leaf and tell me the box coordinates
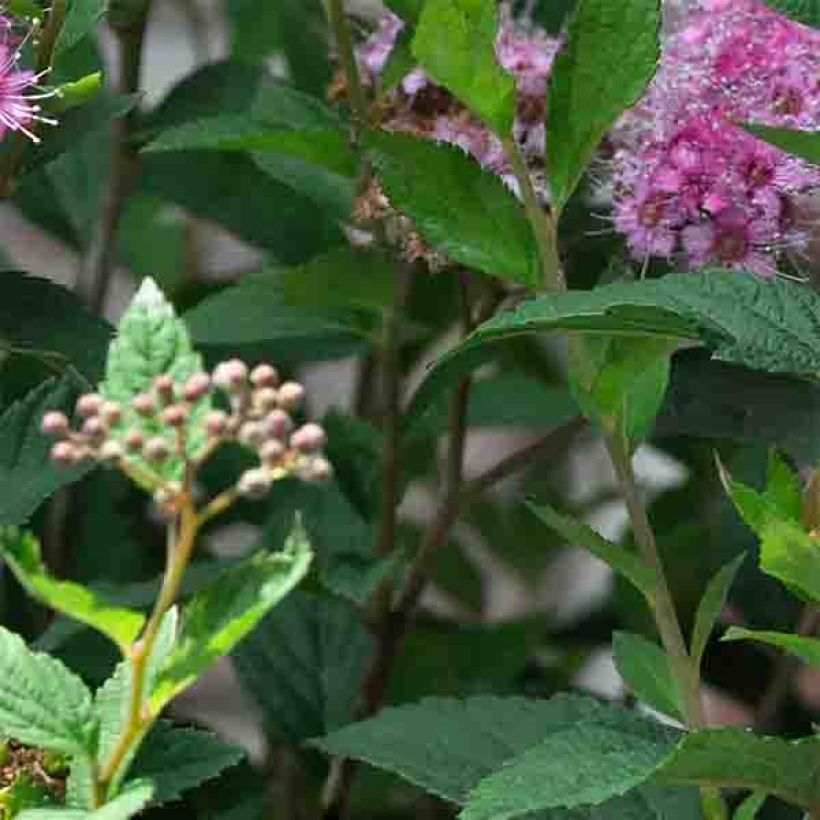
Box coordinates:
[366,132,539,285]
[734,792,767,820]
[613,632,681,720]
[0,625,94,754]
[0,527,144,652]
[19,781,154,820]
[412,0,515,134]
[56,0,106,55]
[690,554,745,670]
[233,591,372,743]
[568,336,674,440]
[101,277,212,485]
[547,0,660,210]
[129,722,244,804]
[527,502,655,602]
[656,729,820,813]
[762,1,820,27]
[764,451,803,522]
[0,377,89,526]
[150,520,312,712]
[407,271,820,432]
[459,705,676,820]
[386,0,424,23]
[722,627,820,666]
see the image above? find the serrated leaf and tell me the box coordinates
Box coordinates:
[656,729,820,813]
[762,0,820,27]
[412,0,515,133]
[0,527,145,652]
[55,0,106,55]
[366,132,539,285]
[690,554,745,670]
[129,722,244,804]
[460,707,677,820]
[0,271,110,382]
[314,694,671,804]
[745,124,820,165]
[0,377,89,525]
[613,632,681,720]
[150,521,312,712]
[408,271,820,432]
[764,451,803,522]
[19,781,154,820]
[101,277,212,485]
[233,591,371,743]
[722,627,820,666]
[527,502,655,601]
[547,0,660,210]
[0,625,94,754]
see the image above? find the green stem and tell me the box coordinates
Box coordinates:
[327,0,368,140]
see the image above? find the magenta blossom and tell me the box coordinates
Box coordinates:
[611,0,820,276]
[0,16,56,143]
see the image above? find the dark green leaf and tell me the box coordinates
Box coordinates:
[56,0,106,54]
[745,124,820,164]
[386,0,424,23]
[366,132,539,285]
[412,0,515,133]
[761,1,820,27]
[613,632,681,720]
[547,0,660,210]
[722,627,820,666]
[19,781,153,820]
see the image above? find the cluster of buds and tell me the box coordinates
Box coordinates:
[42,359,331,510]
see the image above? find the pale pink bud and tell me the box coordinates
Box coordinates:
[144,437,170,462]
[239,421,266,447]
[161,405,189,428]
[254,387,279,413]
[154,374,175,404]
[41,411,69,438]
[237,467,272,498]
[262,409,292,439]
[212,359,248,392]
[250,363,279,388]
[205,410,228,437]
[290,423,326,454]
[101,401,122,426]
[124,429,145,452]
[183,372,211,403]
[76,393,103,418]
[260,439,285,465]
[81,417,105,442]
[132,393,156,416]
[50,441,76,465]
[99,440,123,462]
[277,381,305,412]
[306,456,332,482]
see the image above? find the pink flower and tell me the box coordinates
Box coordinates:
[611,0,820,275]
[0,16,56,143]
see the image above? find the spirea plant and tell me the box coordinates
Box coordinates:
[6,0,820,817]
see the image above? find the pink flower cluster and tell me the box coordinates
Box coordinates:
[0,15,54,143]
[357,8,562,195]
[611,0,820,276]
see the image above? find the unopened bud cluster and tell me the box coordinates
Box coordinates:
[42,359,331,506]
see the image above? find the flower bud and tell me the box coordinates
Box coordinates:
[101,401,122,426]
[277,381,305,412]
[161,405,189,428]
[50,441,76,465]
[144,436,170,462]
[99,440,123,462]
[212,359,248,392]
[154,374,175,404]
[260,439,285,465]
[183,372,211,403]
[291,422,327,454]
[41,411,70,438]
[132,393,156,416]
[250,363,279,388]
[205,410,228,437]
[262,409,292,439]
[306,456,332,482]
[76,393,103,418]
[237,467,272,498]
[254,387,279,413]
[239,421,266,447]
[124,429,145,452]
[81,417,105,443]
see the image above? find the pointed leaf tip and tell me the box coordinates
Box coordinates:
[131,277,173,316]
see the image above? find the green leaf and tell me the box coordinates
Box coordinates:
[0,528,145,652]
[734,793,767,820]
[129,722,244,804]
[386,0,424,23]
[568,336,674,440]
[18,781,154,820]
[233,591,372,743]
[0,377,89,526]
[0,625,94,754]
[0,271,110,382]
[613,632,681,719]
[762,0,820,27]
[656,729,820,813]
[764,451,803,522]
[722,627,820,666]
[314,694,669,804]
[690,554,745,670]
[460,708,677,820]
[408,271,820,431]
[101,278,212,485]
[150,520,312,711]
[55,0,106,55]
[547,0,660,210]
[745,124,820,164]
[412,0,515,133]
[366,132,539,285]
[527,502,655,601]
